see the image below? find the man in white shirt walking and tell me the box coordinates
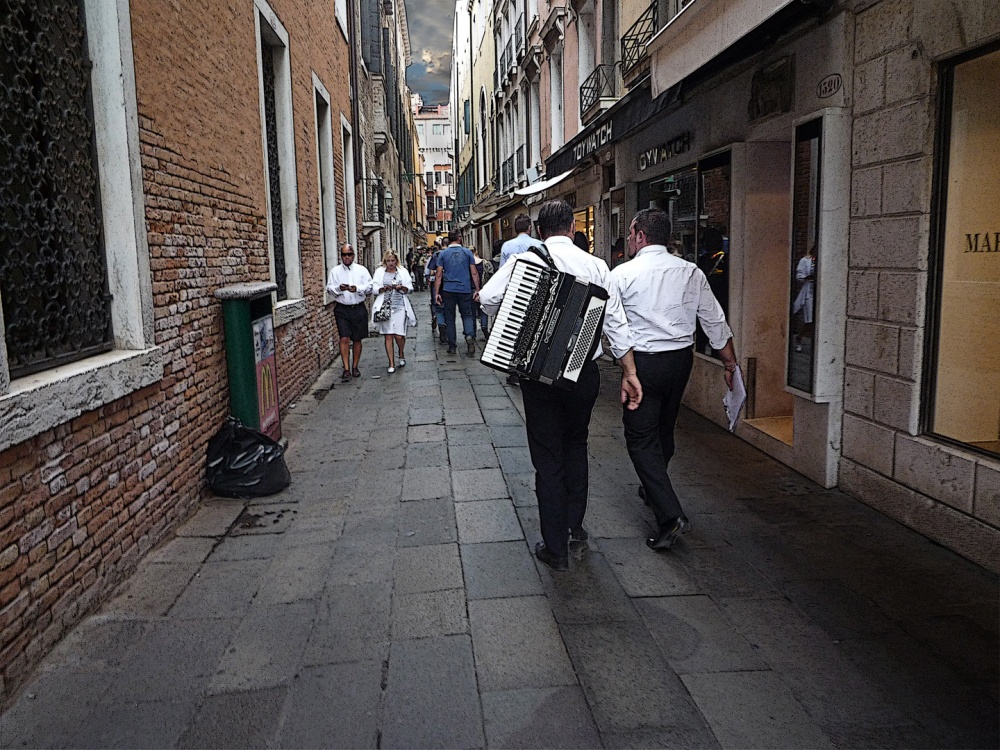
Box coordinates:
[611,208,739,550]
[480,200,642,572]
[326,243,373,382]
[499,214,538,266]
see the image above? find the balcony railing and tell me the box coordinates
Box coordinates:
[515,13,525,58]
[502,156,514,191]
[516,146,525,179]
[621,2,657,76]
[580,63,621,120]
[362,178,385,225]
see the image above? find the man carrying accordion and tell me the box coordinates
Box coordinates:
[478,200,642,572]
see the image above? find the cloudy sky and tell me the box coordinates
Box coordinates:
[405,0,454,105]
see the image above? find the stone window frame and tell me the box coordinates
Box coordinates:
[923,39,1000,460]
[0,0,163,454]
[334,0,349,42]
[313,74,341,306]
[254,0,306,327]
[340,114,358,253]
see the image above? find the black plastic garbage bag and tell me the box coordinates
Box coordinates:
[206,417,291,497]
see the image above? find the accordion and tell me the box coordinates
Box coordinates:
[480,247,608,390]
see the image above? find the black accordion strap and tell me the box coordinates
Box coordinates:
[527,242,556,269]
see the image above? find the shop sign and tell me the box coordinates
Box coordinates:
[572,121,614,164]
[638,132,692,172]
[748,56,794,122]
[964,232,1000,253]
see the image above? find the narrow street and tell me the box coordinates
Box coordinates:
[1,301,996,750]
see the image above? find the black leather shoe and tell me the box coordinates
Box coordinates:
[506,373,520,386]
[638,485,650,506]
[646,516,690,550]
[570,526,589,542]
[534,542,568,571]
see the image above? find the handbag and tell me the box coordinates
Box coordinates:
[374,294,392,322]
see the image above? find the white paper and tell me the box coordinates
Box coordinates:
[723,366,747,432]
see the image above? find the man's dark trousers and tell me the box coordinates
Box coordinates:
[441,290,475,348]
[623,348,693,526]
[520,359,600,558]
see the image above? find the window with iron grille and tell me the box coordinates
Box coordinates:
[0,0,113,379]
[255,3,301,310]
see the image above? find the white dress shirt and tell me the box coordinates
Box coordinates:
[480,234,634,360]
[326,262,373,305]
[610,244,733,353]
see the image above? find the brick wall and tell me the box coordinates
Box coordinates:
[842,0,1000,572]
[0,0,355,698]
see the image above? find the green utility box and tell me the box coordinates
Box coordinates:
[215,282,281,440]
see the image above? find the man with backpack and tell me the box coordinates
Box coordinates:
[433,230,481,356]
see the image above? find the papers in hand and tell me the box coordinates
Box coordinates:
[723,366,747,432]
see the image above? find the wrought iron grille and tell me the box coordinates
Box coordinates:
[516,146,525,179]
[621,2,657,75]
[580,63,621,116]
[261,42,287,301]
[362,178,385,224]
[0,0,113,379]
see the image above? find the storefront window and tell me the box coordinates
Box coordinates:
[930,46,1000,456]
[574,205,595,253]
[637,154,732,356]
[787,119,821,393]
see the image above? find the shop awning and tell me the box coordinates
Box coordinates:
[513,170,574,197]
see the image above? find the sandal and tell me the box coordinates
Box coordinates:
[351,368,361,378]
[340,370,351,382]
[398,359,405,367]
[387,366,396,374]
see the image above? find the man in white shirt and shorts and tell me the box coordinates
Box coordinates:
[611,208,739,550]
[326,243,373,382]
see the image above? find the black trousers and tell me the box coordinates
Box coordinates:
[622,348,693,527]
[520,359,600,558]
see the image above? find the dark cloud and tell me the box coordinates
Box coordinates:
[405,0,454,104]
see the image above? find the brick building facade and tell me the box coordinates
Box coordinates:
[0,0,364,697]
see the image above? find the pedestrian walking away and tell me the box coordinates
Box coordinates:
[499,213,538,267]
[434,230,480,356]
[471,247,494,340]
[326,243,373,382]
[480,199,642,572]
[371,250,415,374]
[611,208,739,551]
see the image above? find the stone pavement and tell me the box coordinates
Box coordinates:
[1,309,997,749]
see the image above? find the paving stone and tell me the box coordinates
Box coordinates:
[304,584,391,666]
[178,686,287,749]
[395,543,464,593]
[540,552,639,624]
[398,497,457,547]
[145,536,217,565]
[169,560,268,620]
[207,534,279,562]
[230,503,297,536]
[682,671,834,749]
[402,466,452,501]
[444,408,486,425]
[101,618,239,704]
[410,407,444,425]
[175,500,246,537]
[328,539,395,586]
[446,424,493,445]
[636,596,765,675]
[469,597,577,691]
[408,424,446,442]
[670,543,781,599]
[505,472,537,507]
[392,589,469,639]
[407,439,449,468]
[598,537,698,596]
[78,700,196,750]
[208,601,315,694]
[487,424,528,447]
[561,619,718,744]
[449,444,501,470]
[496,447,535,475]
[482,408,524,426]
[382,635,484,749]
[779,578,897,640]
[105,561,201,618]
[482,687,602,750]
[0,670,116,747]
[461,541,544,600]
[277,661,383,749]
[477,396,513,411]
[456,500,524,544]
[453,468,509,501]
[255,544,336,604]
[42,615,149,674]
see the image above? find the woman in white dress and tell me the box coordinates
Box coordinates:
[370,250,414,373]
